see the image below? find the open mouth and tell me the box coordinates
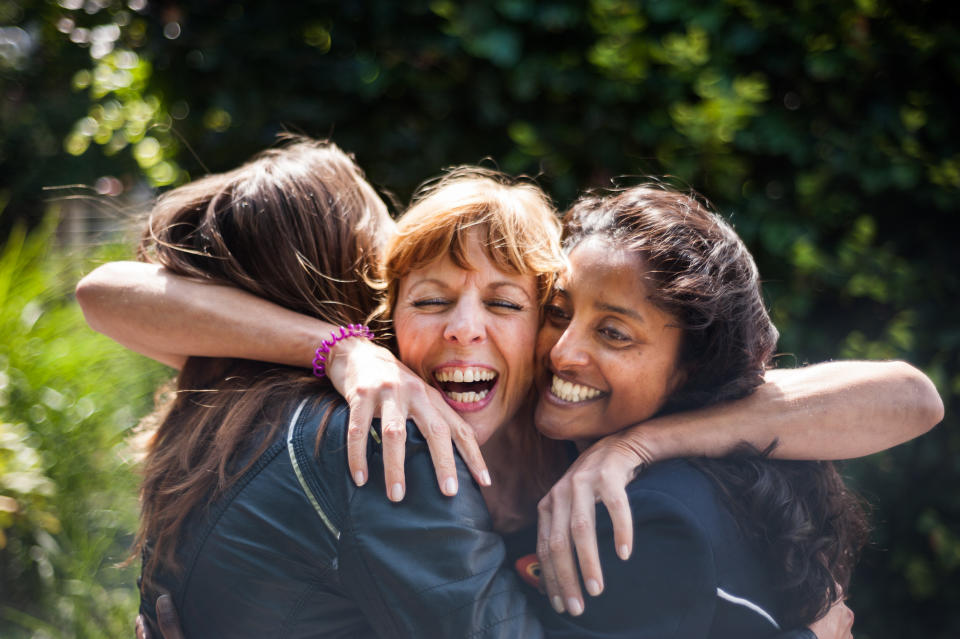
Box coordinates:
[549,375,604,403]
[434,366,498,404]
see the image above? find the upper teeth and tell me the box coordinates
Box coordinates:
[435,367,496,383]
[551,375,602,403]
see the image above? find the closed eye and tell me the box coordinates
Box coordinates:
[411,298,449,308]
[487,299,524,311]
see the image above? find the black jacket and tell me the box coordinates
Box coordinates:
[139,395,543,638]
[139,394,817,639]
[537,459,817,639]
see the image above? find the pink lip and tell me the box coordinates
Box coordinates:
[431,361,499,414]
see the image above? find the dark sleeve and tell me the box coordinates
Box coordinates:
[543,487,717,639]
[773,631,817,639]
[339,424,545,639]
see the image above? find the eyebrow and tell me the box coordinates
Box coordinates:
[489,280,534,299]
[553,285,646,323]
[596,301,646,323]
[408,278,534,300]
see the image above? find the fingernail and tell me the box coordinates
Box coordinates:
[551,596,565,613]
[618,544,630,560]
[354,470,366,486]
[443,477,458,495]
[566,597,583,616]
[390,483,404,502]
[480,470,492,486]
[585,579,602,596]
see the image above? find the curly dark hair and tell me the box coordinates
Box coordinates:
[563,183,870,628]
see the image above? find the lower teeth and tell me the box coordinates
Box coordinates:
[446,389,489,403]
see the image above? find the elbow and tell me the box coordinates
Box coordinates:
[890,360,944,435]
[75,272,101,332]
[75,264,120,334]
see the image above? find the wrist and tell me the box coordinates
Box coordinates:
[312,324,374,378]
[610,425,661,473]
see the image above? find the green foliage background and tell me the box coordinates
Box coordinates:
[1,0,958,636]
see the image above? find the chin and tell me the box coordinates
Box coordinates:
[465,415,500,447]
[533,407,575,441]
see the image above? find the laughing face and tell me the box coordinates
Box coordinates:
[393,232,540,445]
[533,235,686,444]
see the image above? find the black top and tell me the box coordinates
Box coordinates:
[530,459,817,639]
[139,393,816,639]
[139,394,543,638]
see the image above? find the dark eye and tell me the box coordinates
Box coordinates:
[544,304,570,323]
[599,326,630,342]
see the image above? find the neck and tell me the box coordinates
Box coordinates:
[477,404,541,533]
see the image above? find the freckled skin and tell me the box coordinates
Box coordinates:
[393,233,540,446]
[534,236,685,445]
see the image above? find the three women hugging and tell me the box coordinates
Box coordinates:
[76,137,942,638]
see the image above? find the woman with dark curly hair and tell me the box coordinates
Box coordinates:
[532,185,869,636]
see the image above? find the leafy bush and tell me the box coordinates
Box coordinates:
[0,222,168,638]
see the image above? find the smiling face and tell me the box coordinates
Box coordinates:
[534,235,686,444]
[393,232,540,445]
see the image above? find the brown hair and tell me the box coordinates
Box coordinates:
[563,183,869,627]
[133,137,392,590]
[376,167,564,325]
[562,185,776,413]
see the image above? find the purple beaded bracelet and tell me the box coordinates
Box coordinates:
[312,324,375,378]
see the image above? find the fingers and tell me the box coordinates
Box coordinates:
[415,411,459,496]
[540,489,585,616]
[380,398,407,502]
[569,481,602,599]
[451,423,490,487]
[427,389,490,488]
[808,595,854,639]
[346,395,374,487]
[536,498,565,615]
[604,484,633,562]
[135,615,148,639]
[842,603,855,636]
[156,594,185,639]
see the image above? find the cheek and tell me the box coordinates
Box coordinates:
[518,318,541,371]
[503,316,540,393]
[393,312,428,369]
[392,315,413,360]
[534,323,560,364]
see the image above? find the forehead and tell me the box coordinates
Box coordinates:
[560,236,647,290]
[403,234,537,295]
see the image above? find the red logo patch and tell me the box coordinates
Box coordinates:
[514,554,542,590]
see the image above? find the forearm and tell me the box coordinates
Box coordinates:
[76,261,332,369]
[627,360,943,463]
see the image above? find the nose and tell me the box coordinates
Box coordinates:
[443,298,485,345]
[549,322,589,371]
